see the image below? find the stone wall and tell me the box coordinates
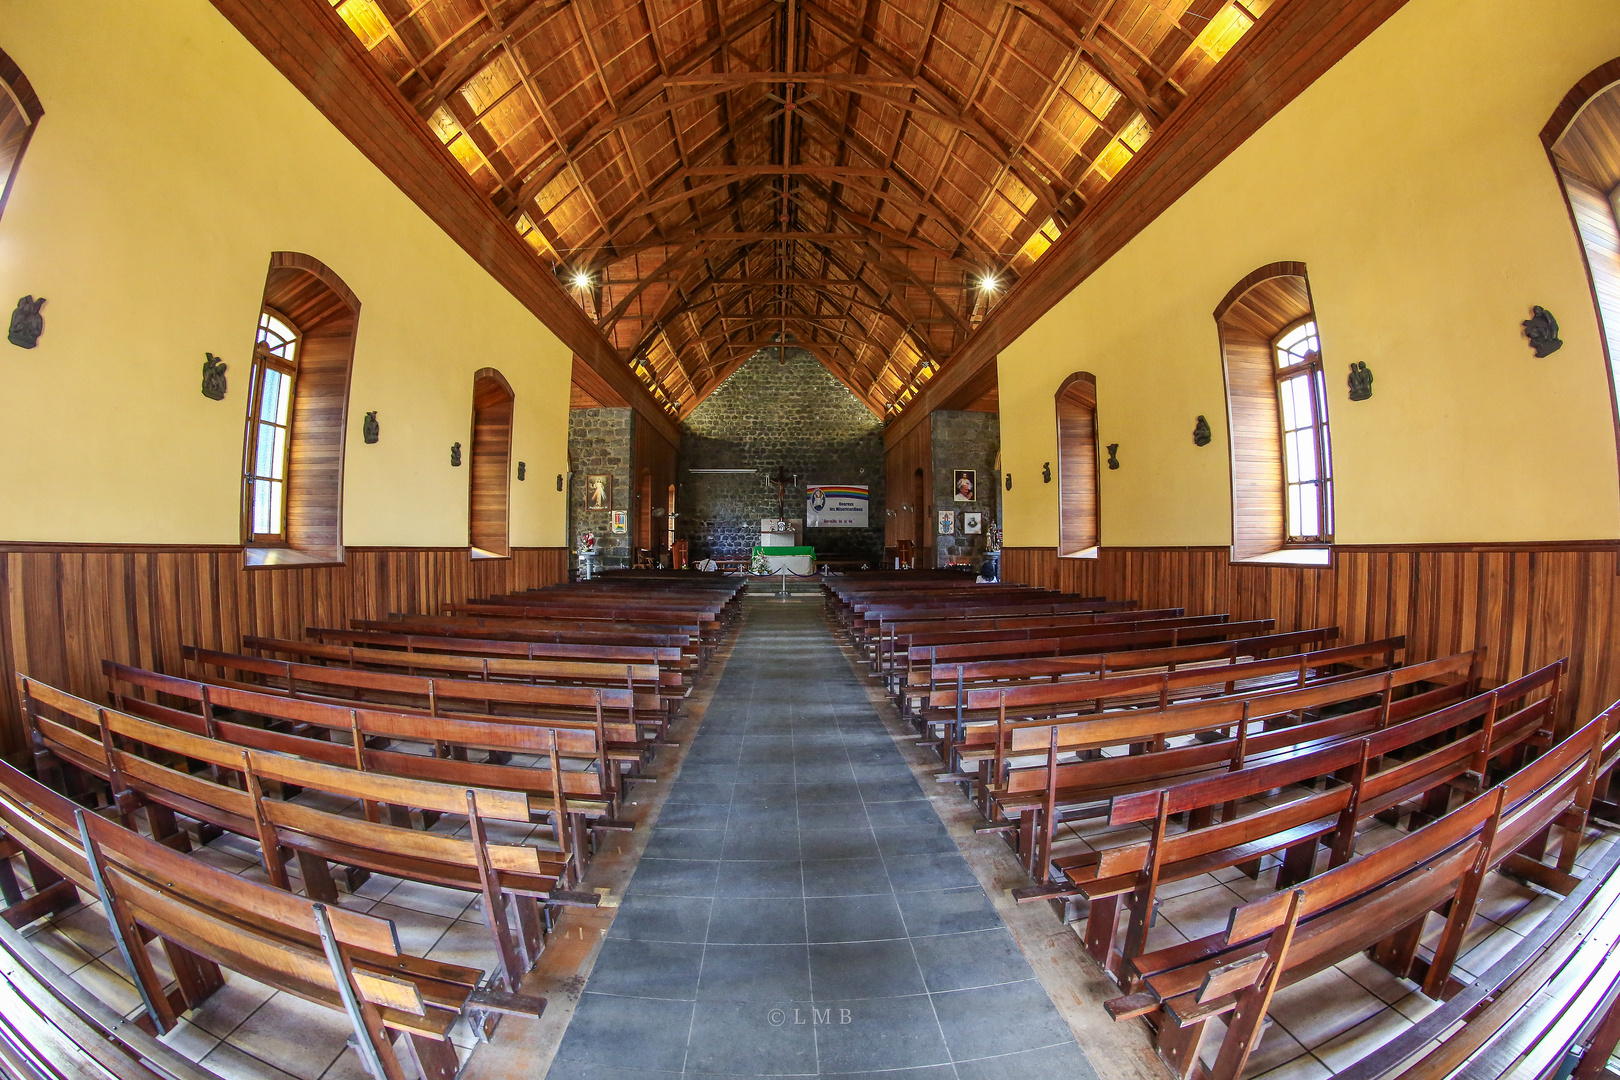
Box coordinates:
[568,407,633,569]
[931,410,1000,568]
[678,348,885,564]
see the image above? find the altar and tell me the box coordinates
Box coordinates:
[752,545,815,575]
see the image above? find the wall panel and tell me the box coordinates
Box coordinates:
[1001,543,1620,731]
[0,545,568,759]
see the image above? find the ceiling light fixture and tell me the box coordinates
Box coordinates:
[980,274,999,291]
[572,270,592,289]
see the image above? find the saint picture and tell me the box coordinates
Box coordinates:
[586,474,611,511]
[953,469,975,502]
[963,512,982,535]
[937,510,955,535]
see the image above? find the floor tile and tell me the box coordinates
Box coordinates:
[931,980,1076,1061]
[805,894,908,942]
[811,994,951,1073]
[911,927,1034,992]
[696,943,812,1002]
[810,939,926,999]
[582,938,705,1000]
[1265,966,1386,1049]
[632,857,723,896]
[552,993,695,1072]
[684,999,818,1075]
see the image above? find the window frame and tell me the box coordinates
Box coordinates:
[0,47,44,224]
[1055,371,1102,559]
[242,308,301,547]
[1542,60,1620,505]
[1270,317,1334,546]
[1216,261,1333,564]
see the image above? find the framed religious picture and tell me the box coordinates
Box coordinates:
[610,510,627,534]
[953,469,975,502]
[963,512,982,535]
[586,474,612,511]
[937,510,955,535]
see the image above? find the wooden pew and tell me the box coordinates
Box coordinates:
[181,645,670,745]
[101,662,628,868]
[1332,835,1620,1080]
[240,635,684,718]
[967,653,1484,873]
[1048,663,1562,979]
[924,636,1403,765]
[0,910,225,1080]
[871,610,1215,680]
[891,617,1276,691]
[307,626,688,690]
[0,760,529,1080]
[355,615,704,674]
[1107,715,1614,1080]
[22,678,594,991]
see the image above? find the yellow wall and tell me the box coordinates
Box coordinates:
[0,1,572,547]
[999,0,1620,549]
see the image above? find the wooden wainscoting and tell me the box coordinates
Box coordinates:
[0,545,569,759]
[1002,544,1620,732]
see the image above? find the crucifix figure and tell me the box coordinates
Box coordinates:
[768,465,793,522]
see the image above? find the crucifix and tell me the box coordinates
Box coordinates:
[768,465,793,522]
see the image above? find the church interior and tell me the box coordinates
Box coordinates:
[4,1,1620,1079]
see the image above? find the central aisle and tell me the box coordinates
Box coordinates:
[547,596,1098,1079]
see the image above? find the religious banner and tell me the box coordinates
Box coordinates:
[805,484,869,527]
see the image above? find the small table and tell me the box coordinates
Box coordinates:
[577,552,600,580]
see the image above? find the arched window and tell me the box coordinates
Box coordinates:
[469,368,515,559]
[244,310,301,541]
[0,48,43,222]
[1056,372,1100,558]
[1218,263,1334,562]
[242,253,360,566]
[1544,60,1620,478]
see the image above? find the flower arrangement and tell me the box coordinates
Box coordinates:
[750,548,770,575]
[578,531,597,554]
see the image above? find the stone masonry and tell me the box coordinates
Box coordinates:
[678,347,885,564]
[568,407,633,569]
[931,409,1000,568]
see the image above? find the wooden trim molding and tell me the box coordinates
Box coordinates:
[886,0,1411,448]
[468,367,516,559]
[1541,58,1620,527]
[997,542,1620,735]
[1540,59,1620,149]
[244,251,359,566]
[208,0,680,448]
[1213,261,1312,322]
[0,546,571,758]
[0,45,44,223]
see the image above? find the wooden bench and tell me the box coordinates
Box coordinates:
[101,662,629,870]
[905,626,1339,713]
[240,634,684,717]
[872,609,1219,682]
[1045,662,1562,980]
[967,653,1484,874]
[22,677,595,992]
[0,910,226,1080]
[924,636,1404,766]
[182,645,669,746]
[890,617,1277,691]
[1106,714,1614,1080]
[355,615,704,674]
[307,626,688,690]
[0,760,535,1080]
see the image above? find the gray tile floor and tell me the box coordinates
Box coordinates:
[547,597,1099,1079]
